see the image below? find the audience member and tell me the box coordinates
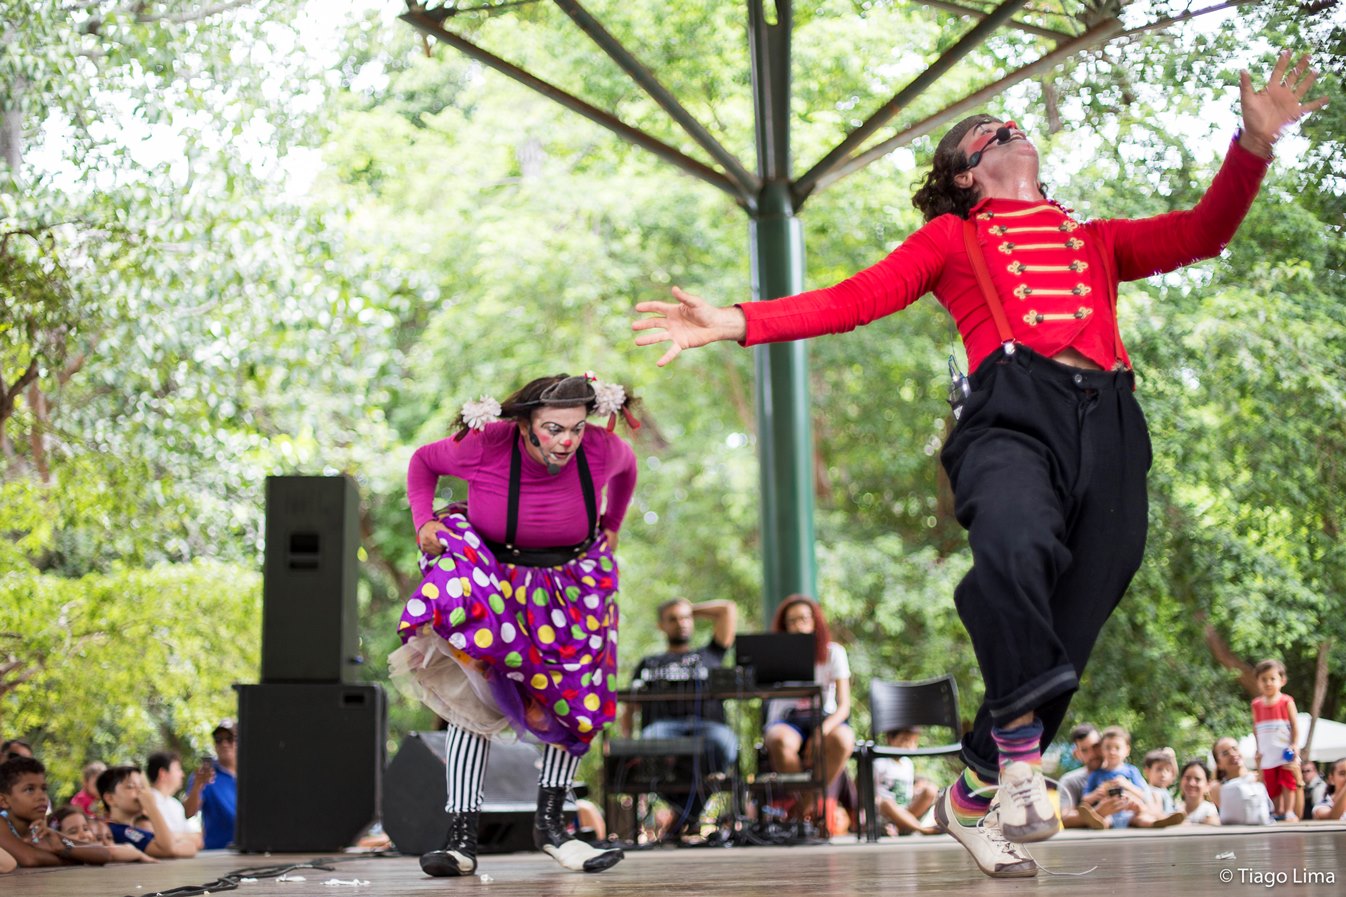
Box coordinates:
[89,816,115,846]
[1142,748,1179,813]
[763,594,855,818]
[187,720,238,850]
[1,740,34,761]
[1057,724,1123,830]
[1210,736,1274,825]
[1250,658,1301,821]
[51,806,95,842]
[0,757,131,866]
[1178,760,1220,826]
[1081,726,1183,828]
[69,761,107,816]
[147,751,204,847]
[97,765,197,858]
[1310,757,1345,821]
[620,596,739,836]
[1300,759,1327,811]
[872,727,939,835]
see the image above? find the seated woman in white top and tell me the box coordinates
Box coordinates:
[1210,737,1274,825]
[763,594,855,809]
[1178,760,1220,825]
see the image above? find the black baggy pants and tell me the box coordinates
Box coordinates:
[939,346,1152,781]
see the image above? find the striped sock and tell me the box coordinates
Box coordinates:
[992,719,1045,773]
[538,743,582,790]
[949,767,997,827]
[444,725,491,813]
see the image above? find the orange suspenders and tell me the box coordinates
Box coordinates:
[962,217,1128,369]
[961,218,1017,353]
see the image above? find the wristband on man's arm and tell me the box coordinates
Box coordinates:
[1234,127,1275,161]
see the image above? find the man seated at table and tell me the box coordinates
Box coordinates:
[620,597,739,838]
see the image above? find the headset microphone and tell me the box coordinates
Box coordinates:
[529,428,562,475]
[963,126,1015,171]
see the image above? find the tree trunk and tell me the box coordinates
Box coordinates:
[1042,78,1063,134]
[1305,639,1331,755]
[26,381,50,484]
[1196,611,1258,695]
[0,71,23,181]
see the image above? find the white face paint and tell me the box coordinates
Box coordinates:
[524,406,588,472]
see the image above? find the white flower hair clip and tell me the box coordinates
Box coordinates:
[584,372,640,432]
[461,396,502,431]
[590,378,627,418]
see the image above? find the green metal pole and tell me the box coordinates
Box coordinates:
[750,181,816,618]
[748,0,814,620]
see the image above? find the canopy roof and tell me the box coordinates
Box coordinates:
[402,0,1255,211]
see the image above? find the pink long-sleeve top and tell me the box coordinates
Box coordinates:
[739,137,1270,372]
[407,421,638,548]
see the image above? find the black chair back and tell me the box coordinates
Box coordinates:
[869,675,960,743]
[857,674,963,842]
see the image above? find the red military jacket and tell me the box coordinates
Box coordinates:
[739,138,1271,373]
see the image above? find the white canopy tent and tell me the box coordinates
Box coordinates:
[1239,713,1346,764]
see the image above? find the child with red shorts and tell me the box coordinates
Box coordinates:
[1251,659,1303,821]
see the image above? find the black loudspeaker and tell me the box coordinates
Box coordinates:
[261,475,362,683]
[383,732,552,856]
[235,683,385,852]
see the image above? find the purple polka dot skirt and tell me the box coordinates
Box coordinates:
[390,506,619,756]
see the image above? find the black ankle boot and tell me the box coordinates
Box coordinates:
[420,811,479,877]
[533,785,623,873]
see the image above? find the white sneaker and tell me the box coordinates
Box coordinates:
[935,788,1038,879]
[997,761,1060,843]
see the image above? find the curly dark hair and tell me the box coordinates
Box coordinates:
[912,114,995,222]
[0,756,45,794]
[770,594,831,666]
[912,113,1049,221]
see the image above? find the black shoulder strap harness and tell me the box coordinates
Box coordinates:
[494,433,598,566]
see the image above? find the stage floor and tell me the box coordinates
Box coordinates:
[5,824,1343,897]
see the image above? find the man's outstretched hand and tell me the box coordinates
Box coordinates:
[1240,51,1328,159]
[632,286,747,367]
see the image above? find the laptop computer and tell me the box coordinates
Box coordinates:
[733,632,816,687]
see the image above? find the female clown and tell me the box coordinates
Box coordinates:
[389,372,638,875]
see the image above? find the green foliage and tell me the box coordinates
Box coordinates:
[0,561,260,799]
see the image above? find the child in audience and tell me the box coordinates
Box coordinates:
[1142,748,1179,813]
[97,765,198,858]
[69,761,107,816]
[1310,757,1345,821]
[872,727,940,835]
[1178,760,1220,826]
[1,740,34,761]
[146,751,203,847]
[90,816,115,847]
[51,806,96,842]
[0,757,140,866]
[1250,658,1301,821]
[1082,727,1183,828]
